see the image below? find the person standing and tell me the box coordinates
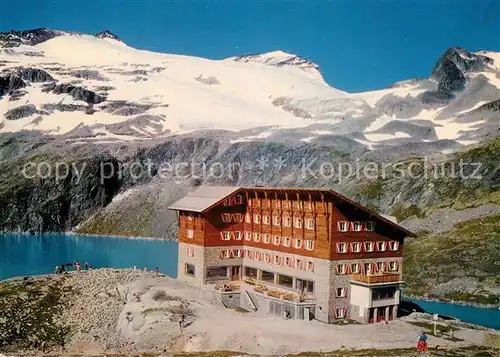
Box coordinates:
[85,262,89,270]
[417,331,428,353]
[155,266,160,277]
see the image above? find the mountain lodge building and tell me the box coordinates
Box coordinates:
[168,186,415,324]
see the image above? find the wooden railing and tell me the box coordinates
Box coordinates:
[351,273,401,284]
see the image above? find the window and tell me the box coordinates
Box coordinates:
[294,217,302,229]
[186,229,194,239]
[220,250,230,258]
[283,237,291,247]
[273,255,281,265]
[377,262,385,272]
[335,308,346,319]
[263,234,271,244]
[373,287,396,300]
[337,242,347,253]
[253,233,261,242]
[233,249,243,258]
[293,238,302,249]
[206,266,227,279]
[336,287,347,298]
[223,199,230,206]
[297,279,314,293]
[306,218,314,230]
[277,274,293,288]
[256,200,261,207]
[244,267,258,278]
[264,253,272,263]
[364,241,374,252]
[389,261,398,271]
[234,213,243,222]
[353,221,362,231]
[336,264,347,274]
[187,247,194,257]
[235,195,243,204]
[245,213,251,223]
[389,241,399,251]
[254,214,261,224]
[261,270,274,282]
[244,231,251,241]
[365,221,375,231]
[221,213,231,223]
[294,201,302,210]
[351,242,361,253]
[351,263,360,274]
[283,217,291,227]
[377,241,386,251]
[187,214,193,221]
[305,240,315,251]
[275,200,281,209]
[272,216,281,226]
[222,231,231,240]
[284,257,292,267]
[263,215,270,225]
[185,263,195,276]
[338,221,348,232]
[306,202,312,210]
[234,231,242,240]
[273,236,281,245]
[364,263,372,274]
[307,261,314,272]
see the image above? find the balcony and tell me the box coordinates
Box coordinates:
[351,273,402,285]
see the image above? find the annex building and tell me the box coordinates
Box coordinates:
[168,186,414,324]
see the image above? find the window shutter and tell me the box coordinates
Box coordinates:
[336,243,340,253]
[395,241,400,250]
[343,308,347,317]
[335,264,340,274]
[333,308,338,319]
[373,263,379,273]
[239,249,244,257]
[347,264,353,274]
[395,261,399,271]
[219,249,224,259]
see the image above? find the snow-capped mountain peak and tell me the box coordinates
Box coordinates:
[95,30,122,42]
[0,29,498,155]
[229,50,321,73]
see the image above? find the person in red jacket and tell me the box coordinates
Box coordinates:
[417,331,428,352]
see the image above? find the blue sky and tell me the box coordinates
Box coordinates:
[1,0,499,92]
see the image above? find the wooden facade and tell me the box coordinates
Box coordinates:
[177,187,412,261]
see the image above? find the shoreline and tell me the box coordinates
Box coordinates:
[403,294,499,310]
[1,232,497,310]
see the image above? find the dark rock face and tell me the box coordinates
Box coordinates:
[4,105,38,120]
[100,100,155,114]
[95,30,122,42]
[17,68,54,83]
[41,103,88,112]
[0,28,63,48]
[42,83,106,104]
[0,68,53,97]
[70,70,107,81]
[0,73,26,96]
[0,151,122,233]
[430,47,493,94]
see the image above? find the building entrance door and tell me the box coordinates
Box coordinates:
[231,266,241,281]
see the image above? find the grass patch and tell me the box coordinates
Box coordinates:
[403,214,500,303]
[0,278,71,352]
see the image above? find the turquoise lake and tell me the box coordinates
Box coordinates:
[0,233,498,330]
[0,233,178,280]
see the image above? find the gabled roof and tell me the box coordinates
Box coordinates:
[167,185,415,237]
[167,186,241,213]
